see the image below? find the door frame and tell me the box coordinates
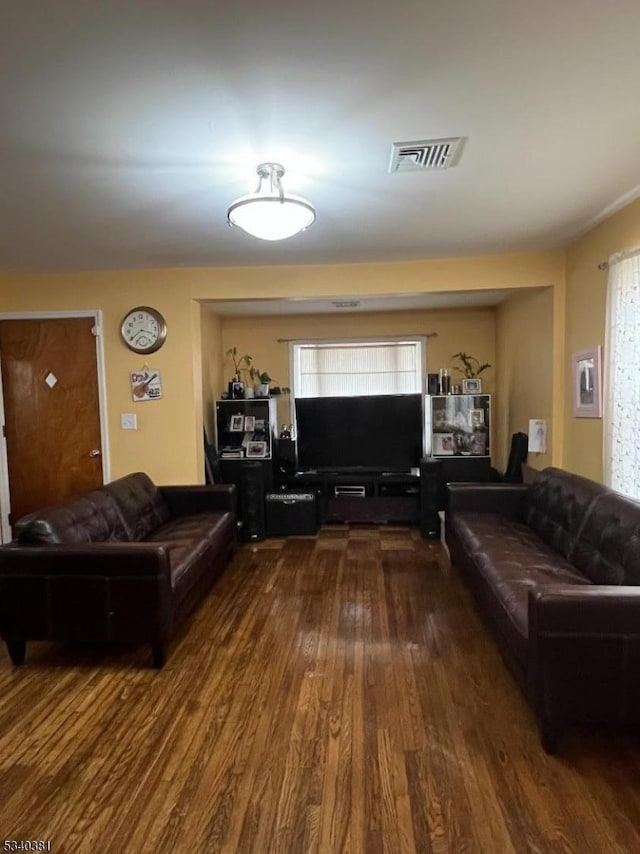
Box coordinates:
[0,310,111,543]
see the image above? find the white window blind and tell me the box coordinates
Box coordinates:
[293,339,424,398]
[604,249,640,499]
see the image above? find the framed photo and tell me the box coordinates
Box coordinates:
[244,415,256,432]
[231,381,245,400]
[246,440,267,458]
[573,346,602,418]
[229,413,244,431]
[470,409,484,428]
[433,432,455,455]
[462,378,482,394]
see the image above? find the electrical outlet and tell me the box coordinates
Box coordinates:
[121,413,137,430]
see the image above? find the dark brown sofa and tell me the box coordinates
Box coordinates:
[445,467,640,752]
[0,472,237,668]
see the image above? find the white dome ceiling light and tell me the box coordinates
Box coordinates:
[227,162,316,241]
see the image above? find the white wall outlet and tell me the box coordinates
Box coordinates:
[121,413,138,430]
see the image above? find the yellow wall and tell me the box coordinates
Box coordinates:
[563,197,640,481]
[220,306,497,426]
[200,307,224,443]
[0,250,564,484]
[495,288,554,472]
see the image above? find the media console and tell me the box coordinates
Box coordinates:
[279,469,421,524]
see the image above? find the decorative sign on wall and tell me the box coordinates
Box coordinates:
[130,370,162,402]
[528,419,547,453]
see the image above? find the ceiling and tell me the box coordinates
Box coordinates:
[205,288,525,316]
[2,0,640,273]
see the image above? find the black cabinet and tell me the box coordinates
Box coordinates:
[215,399,277,541]
[280,470,420,524]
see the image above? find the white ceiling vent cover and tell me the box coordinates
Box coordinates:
[389,137,464,173]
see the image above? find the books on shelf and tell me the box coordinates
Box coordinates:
[220,446,245,459]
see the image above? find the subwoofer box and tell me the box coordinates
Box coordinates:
[265,492,319,537]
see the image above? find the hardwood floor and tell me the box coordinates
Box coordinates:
[2,525,640,853]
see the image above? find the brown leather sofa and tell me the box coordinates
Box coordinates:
[445,467,640,752]
[0,472,237,668]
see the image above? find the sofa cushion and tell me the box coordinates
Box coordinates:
[15,489,129,545]
[520,467,603,560]
[448,511,591,667]
[568,491,640,585]
[144,511,235,592]
[104,472,170,542]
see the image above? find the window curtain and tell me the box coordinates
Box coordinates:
[294,340,423,398]
[603,248,640,498]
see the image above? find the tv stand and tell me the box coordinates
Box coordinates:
[280,469,420,524]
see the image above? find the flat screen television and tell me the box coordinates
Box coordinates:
[295,393,423,472]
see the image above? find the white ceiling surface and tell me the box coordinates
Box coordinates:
[2,1,640,273]
[205,289,523,317]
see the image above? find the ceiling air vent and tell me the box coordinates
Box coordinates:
[331,300,361,309]
[388,137,464,173]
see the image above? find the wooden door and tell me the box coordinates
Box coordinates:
[0,317,103,524]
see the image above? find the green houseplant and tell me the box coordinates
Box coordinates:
[225,347,253,381]
[249,366,291,398]
[451,351,491,379]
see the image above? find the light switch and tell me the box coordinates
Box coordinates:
[121,413,137,430]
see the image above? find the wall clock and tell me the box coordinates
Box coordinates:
[120,306,167,354]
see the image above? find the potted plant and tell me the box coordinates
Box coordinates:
[225,347,253,396]
[451,351,491,379]
[249,366,291,398]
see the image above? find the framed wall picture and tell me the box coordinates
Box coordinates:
[246,440,267,458]
[244,415,256,432]
[229,413,244,431]
[573,346,602,418]
[462,378,482,394]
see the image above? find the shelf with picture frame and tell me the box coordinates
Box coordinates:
[215,398,278,461]
[425,393,491,459]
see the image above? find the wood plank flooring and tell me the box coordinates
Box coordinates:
[2,525,640,853]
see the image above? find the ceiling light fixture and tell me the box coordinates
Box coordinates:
[227,162,315,241]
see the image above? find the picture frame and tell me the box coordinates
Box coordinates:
[573,346,602,418]
[462,378,482,394]
[432,432,455,455]
[229,413,244,431]
[244,415,256,432]
[246,440,267,458]
[231,381,245,400]
[470,409,484,428]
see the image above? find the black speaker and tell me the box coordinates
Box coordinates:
[275,438,297,476]
[427,373,439,395]
[419,457,441,539]
[239,462,266,542]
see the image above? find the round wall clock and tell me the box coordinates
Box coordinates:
[120,306,167,354]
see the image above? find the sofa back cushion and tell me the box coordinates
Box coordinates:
[15,489,129,545]
[103,472,169,541]
[568,491,640,585]
[520,467,603,560]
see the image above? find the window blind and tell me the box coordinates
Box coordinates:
[293,340,424,398]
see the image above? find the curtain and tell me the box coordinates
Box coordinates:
[603,248,640,498]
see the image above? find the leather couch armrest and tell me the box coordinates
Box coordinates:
[158,484,237,517]
[0,542,170,577]
[446,483,528,516]
[528,587,640,743]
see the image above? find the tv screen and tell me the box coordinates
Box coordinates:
[295,394,423,472]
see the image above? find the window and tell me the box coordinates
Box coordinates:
[603,249,640,499]
[291,338,425,398]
